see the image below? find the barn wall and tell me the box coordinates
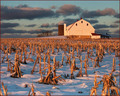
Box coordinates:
[64,24,67,36]
[91,35,101,39]
[65,19,95,36]
[79,35,91,38]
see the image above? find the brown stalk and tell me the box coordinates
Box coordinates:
[2,82,7,96]
[31,55,39,74]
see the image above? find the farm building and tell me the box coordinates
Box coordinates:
[58,18,101,39]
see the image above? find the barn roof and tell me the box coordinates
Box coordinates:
[67,18,91,31]
[91,33,101,36]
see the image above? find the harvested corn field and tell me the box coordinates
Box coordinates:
[1,38,120,95]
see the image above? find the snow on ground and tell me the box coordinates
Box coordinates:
[1,43,120,95]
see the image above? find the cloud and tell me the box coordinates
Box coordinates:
[51,23,58,27]
[40,23,57,28]
[114,20,119,23]
[1,28,28,34]
[94,24,119,38]
[114,13,119,18]
[56,4,82,16]
[41,23,50,27]
[40,18,98,27]
[50,6,56,9]
[82,8,116,18]
[25,24,36,27]
[95,29,119,38]
[94,24,110,29]
[1,27,58,38]
[62,18,98,25]
[1,5,56,20]
[58,21,65,25]
[95,29,110,34]
[94,24,118,29]
[97,8,116,15]
[2,4,118,20]
[95,29,111,37]
[85,19,99,24]
[109,24,118,28]
[110,30,119,38]
[112,30,119,34]
[1,22,20,28]
[63,18,77,25]
[15,4,28,8]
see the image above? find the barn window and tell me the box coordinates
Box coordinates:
[76,23,77,26]
[81,21,83,23]
[87,23,88,26]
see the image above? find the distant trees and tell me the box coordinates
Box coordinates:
[37,31,53,37]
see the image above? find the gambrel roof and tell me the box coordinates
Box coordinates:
[66,18,94,31]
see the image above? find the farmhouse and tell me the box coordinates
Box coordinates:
[58,18,101,39]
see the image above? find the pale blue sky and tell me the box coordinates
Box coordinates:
[1,1,119,12]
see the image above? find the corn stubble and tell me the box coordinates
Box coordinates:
[90,72,119,96]
[0,82,8,96]
[1,38,119,95]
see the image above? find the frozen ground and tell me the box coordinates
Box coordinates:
[1,46,120,95]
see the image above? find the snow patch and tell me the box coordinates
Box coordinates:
[22,74,35,78]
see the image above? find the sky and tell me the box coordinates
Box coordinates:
[1,1,119,38]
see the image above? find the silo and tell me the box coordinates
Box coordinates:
[58,25,64,36]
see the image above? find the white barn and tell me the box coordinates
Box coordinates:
[58,18,101,39]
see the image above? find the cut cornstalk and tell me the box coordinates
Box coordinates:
[2,82,7,96]
[70,59,75,79]
[61,53,64,65]
[112,57,116,72]
[77,56,83,77]
[39,55,42,74]
[53,57,57,84]
[20,49,23,63]
[31,55,39,74]
[43,53,46,73]
[7,59,10,71]
[23,50,27,64]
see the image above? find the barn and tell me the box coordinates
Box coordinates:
[58,18,101,39]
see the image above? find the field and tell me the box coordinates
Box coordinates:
[1,37,120,95]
